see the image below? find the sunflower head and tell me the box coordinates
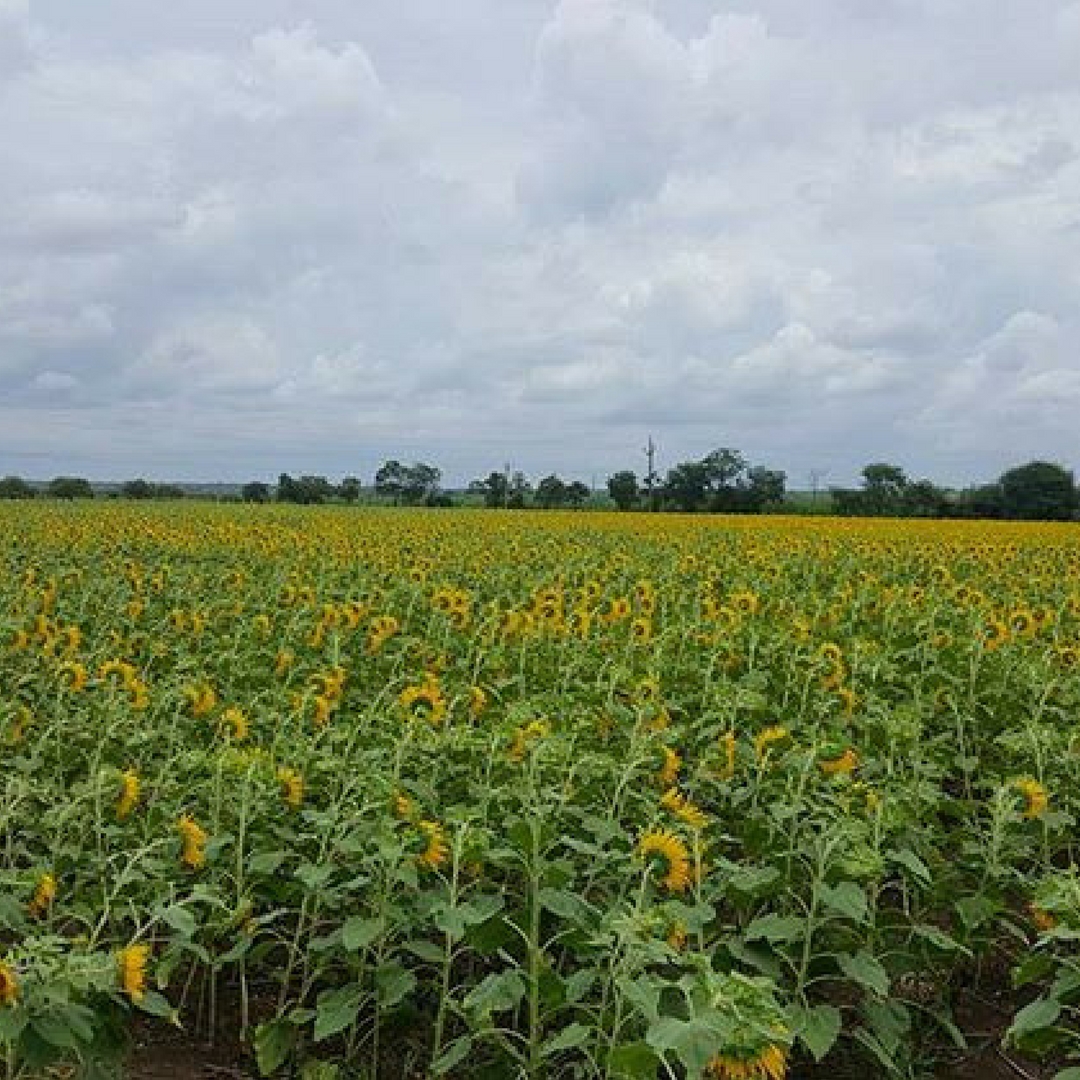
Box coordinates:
[637,829,692,893]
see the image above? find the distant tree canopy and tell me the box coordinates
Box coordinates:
[338,477,362,503]
[830,460,1078,521]
[374,460,442,505]
[242,481,272,504]
[47,477,93,500]
[0,476,36,499]
[276,473,336,505]
[535,475,590,509]
[661,448,786,513]
[121,479,185,500]
[831,464,948,518]
[607,470,639,511]
[468,471,509,508]
[999,461,1077,520]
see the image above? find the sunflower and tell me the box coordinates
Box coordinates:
[59,661,88,692]
[220,707,249,741]
[706,1043,788,1080]
[469,685,488,717]
[277,767,304,810]
[274,649,294,677]
[980,619,1009,651]
[0,961,17,1007]
[178,814,209,869]
[399,680,447,724]
[28,872,56,919]
[637,829,692,893]
[819,744,859,776]
[1013,777,1048,820]
[661,787,709,830]
[731,590,760,616]
[658,745,682,787]
[718,730,737,780]
[1028,902,1057,933]
[630,617,653,643]
[753,726,789,763]
[117,944,150,1003]
[117,768,141,821]
[416,820,449,870]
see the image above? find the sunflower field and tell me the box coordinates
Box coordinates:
[1,502,1079,1079]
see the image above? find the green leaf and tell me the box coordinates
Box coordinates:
[432,1036,474,1075]
[1051,1069,1080,1080]
[744,913,805,943]
[159,904,196,938]
[542,1022,590,1057]
[254,1018,297,1076]
[375,964,416,1008]
[341,917,382,951]
[249,851,287,875]
[887,848,930,887]
[956,894,998,931]
[539,887,594,925]
[792,1003,842,1062]
[914,924,970,955]
[1006,998,1061,1044]
[646,1017,720,1075]
[565,969,596,1004]
[464,970,526,1017]
[820,882,868,924]
[137,991,176,1019]
[313,984,363,1042]
[606,1042,659,1079]
[837,951,890,998]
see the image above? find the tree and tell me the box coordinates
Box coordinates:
[565,481,590,508]
[48,477,93,499]
[374,460,409,504]
[468,471,508,508]
[744,467,786,511]
[507,471,531,509]
[338,477,362,503]
[276,473,333,504]
[122,479,154,500]
[0,476,36,499]
[861,463,908,514]
[607,470,639,511]
[375,461,441,505]
[242,481,271,503]
[999,461,1077,520]
[663,459,714,512]
[536,475,568,509]
[403,463,441,505]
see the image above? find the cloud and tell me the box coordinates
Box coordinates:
[1,0,1079,484]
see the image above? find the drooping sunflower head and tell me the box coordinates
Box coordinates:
[660,787,709,831]
[277,766,304,810]
[28,872,56,919]
[657,745,682,787]
[117,768,141,821]
[416,820,449,871]
[704,972,791,1080]
[1013,777,1049,820]
[637,829,692,894]
[753,726,789,763]
[177,814,209,869]
[117,944,150,1003]
[818,740,859,777]
[0,961,18,1007]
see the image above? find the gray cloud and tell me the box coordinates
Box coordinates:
[1,0,1079,485]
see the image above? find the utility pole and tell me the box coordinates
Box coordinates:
[644,436,657,511]
[808,468,828,504]
[503,461,511,509]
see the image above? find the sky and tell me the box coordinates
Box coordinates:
[1,0,1079,487]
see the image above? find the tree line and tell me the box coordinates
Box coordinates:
[1,453,1076,520]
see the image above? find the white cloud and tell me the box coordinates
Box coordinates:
[1,0,1080,484]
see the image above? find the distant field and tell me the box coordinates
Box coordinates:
[2,504,1078,1078]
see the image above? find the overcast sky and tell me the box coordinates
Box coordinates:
[2,0,1079,486]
